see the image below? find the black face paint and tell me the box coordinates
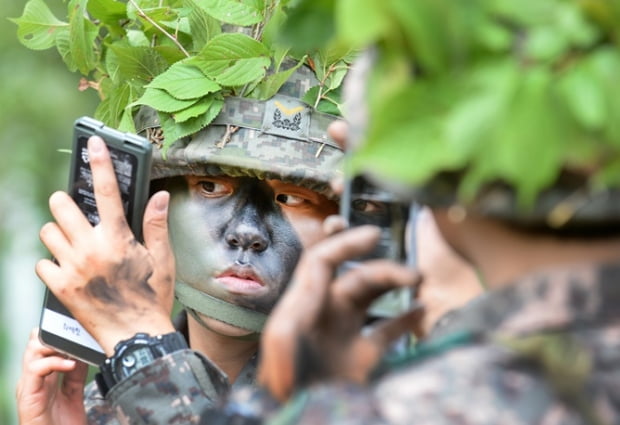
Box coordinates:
[84,257,156,308]
[169,177,303,315]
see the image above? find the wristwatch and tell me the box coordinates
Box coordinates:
[96,332,188,396]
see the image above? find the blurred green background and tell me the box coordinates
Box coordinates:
[1,1,98,423]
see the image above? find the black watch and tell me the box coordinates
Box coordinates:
[96,332,188,396]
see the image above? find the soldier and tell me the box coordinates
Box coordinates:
[16,62,346,425]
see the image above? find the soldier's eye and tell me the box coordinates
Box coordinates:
[276,193,305,207]
[196,180,232,198]
[351,199,387,214]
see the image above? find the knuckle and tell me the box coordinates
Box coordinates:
[97,180,118,197]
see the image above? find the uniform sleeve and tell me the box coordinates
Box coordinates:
[265,382,386,425]
[107,349,230,425]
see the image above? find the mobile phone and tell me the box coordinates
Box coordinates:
[339,174,415,318]
[38,116,153,365]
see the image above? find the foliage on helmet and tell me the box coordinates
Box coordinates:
[283,0,620,213]
[11,0,354,153]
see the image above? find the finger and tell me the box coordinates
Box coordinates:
[335,260,421,310]
[303,225,381,271]
[61,360,88,400]
[365,304,426,348]
[87,136,126,230]
[47,191,92,243]
[21,328,59,366]
[322,214,347,236]
[35,258,65,293]
[39,222,72,263]
[329,175,344,196]
[327,120,348,150]
[19,333,77,396]
[257,325,297,401]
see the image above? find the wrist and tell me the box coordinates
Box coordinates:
[97,331,188,396]
[99,321,176,356]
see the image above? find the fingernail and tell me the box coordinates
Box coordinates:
[62,359,76,368]
[89,136,104,153]
[154,192,169,212]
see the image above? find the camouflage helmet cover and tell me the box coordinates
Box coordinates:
[136,64,343,200]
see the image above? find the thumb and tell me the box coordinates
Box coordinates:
[142,190,175,307]
[142,191,171,256]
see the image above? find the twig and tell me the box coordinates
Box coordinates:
[128,0,190,58]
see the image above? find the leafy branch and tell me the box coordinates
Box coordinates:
[10,0,353,153]
[127,0,190,57]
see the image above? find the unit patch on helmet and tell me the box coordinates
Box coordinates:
[263,96,310,140]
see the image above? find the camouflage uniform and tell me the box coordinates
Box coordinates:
[104,260,620,424]
[82,311,259,424]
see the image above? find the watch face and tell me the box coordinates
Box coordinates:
[116,346,155,379]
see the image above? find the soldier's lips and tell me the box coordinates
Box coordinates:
[215,268,265,295]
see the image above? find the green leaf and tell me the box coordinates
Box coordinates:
[189,33,270,86]
[118,109,138,133]
[525,27,569,62]
[173,96,216,123]
[126,30,150,47]
[132,87,199,113]
[10,0,68,50]
[302,86,321,108]
[86,0,127,29]
[183,0,222,51]
[276,0,335,54]
[464,67,565,206]
[55,27,78,72]
[147,62,221,100]
[159,98,224,149]
[195,0,263,26]
[351,82,463,185]
[95,83,134,128]
[68,0,99,74]
[106,43,170,84]
[389,0,455,74]
[247,58,304,99]
[557,61,606,131]
[336,0,390,46]
[316,94,342,115]
[444,61,518,160]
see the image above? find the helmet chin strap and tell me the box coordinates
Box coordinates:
[175,280,266,340]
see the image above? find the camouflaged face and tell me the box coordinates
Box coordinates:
[137,64,344,200]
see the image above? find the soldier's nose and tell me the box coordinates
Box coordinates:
[225,223,269,252]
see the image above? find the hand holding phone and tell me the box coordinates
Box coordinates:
[38,117,154,365]
[339,174,415,319]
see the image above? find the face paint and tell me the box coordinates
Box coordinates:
[168,176,303,315]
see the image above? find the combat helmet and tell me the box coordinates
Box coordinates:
[328,0,620,233]
[136,61,343,201]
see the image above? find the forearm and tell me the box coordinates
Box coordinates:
[108,350,229,424]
